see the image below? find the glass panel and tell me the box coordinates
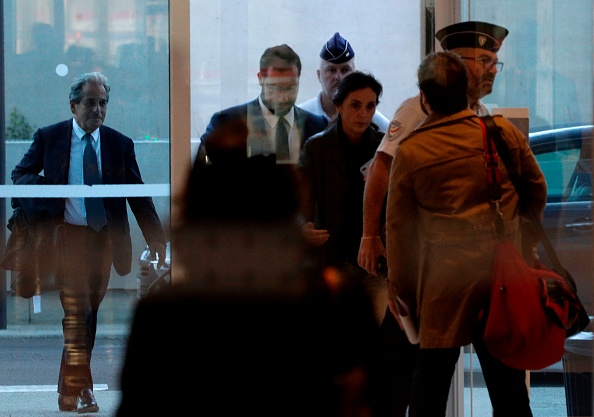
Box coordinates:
[536,148,580,201]
[189,0,422,147]
[458,2,593,416]
[3,0,171,290]
[1,1,170,413]
[461,0,593,132]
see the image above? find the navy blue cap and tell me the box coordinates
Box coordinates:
[320,32,355,64]
[435,21,509,52]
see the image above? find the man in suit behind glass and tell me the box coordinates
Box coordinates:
[198,44,327,164]
[11,71,167,413]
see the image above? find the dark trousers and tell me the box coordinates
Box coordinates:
[57,224,112,396]
[409,335,533,417]
[344,261,419,417]
[378,306,419,417]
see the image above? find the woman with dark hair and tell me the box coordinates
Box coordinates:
[298,70,385,276]
[297,71,395,416]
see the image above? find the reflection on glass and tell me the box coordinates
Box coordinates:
[5,0,169,141]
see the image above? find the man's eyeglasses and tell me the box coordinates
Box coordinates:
[459,56,504,72]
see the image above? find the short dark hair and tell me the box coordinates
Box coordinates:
[332,71,382,107]
[69,72,111,104]
[417,51,468,115]
[259,44,302,76]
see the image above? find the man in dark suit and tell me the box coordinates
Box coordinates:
[199,44,327,164]
[11,71,167,413]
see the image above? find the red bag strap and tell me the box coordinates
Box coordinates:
[481,116,576,289]
[479,117,505,239]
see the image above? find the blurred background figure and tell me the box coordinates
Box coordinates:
[117,119,387,417]
[65,44,100,75]
[24,22,64,62]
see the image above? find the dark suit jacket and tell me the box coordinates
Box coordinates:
[11,119,166,276]
[298,122,384,267]
[199,98,327,159]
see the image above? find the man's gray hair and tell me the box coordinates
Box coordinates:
[69,72,111,104]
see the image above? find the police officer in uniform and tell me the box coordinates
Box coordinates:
[299,32,390,132]
[357,21,509,417]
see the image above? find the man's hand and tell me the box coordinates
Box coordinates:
[358,237,386,276]
[148,241,167,269]
[301,221,329,246]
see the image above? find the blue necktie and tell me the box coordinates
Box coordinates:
[275,117,290,161]
[83,134,107,231]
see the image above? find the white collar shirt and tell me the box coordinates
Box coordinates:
[258,97,299,163]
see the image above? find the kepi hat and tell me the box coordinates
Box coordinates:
[435,21,509,52]
[320,32,355,64]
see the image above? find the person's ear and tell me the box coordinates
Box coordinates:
[316,69,322,83]
[257,71,264,87]
[419,90,431,115]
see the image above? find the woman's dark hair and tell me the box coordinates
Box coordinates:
[332,71,382,107]
[417,51,468,115]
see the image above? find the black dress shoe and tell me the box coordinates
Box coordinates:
[58,394,78,412]
[77,388,99,413]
